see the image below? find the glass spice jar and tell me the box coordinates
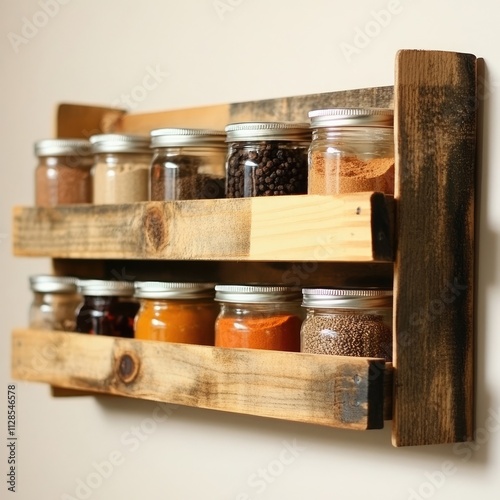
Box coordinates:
[214,285,303,351]
[300,288,393,360]
[90,134,151,204]
[307,108,394,195]
[34,138,93,207]
[75,280,139,337]
[29,275,82,331]
[225,122,310,197]
[133,281,218,344]
[149,128,226,200]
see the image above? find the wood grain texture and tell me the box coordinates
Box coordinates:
[11,329,389,430]
[392,50,477,446]
[13,194,394,262]
[52,258,393,289]
[56,104,126,138]
[113,87,394,134]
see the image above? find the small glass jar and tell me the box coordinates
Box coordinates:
[300,288,393,360]
[149,128,226,200]
[90,134,151,204]
[75,280,139,337]
[214,285,303,351]
[34,138,93,207]
[225,122,310,197]
[307,108,394,195]
[133,281,218,344]
[29,275,82,331]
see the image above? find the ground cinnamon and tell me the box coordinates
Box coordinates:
[308,152,394,194]
[215,314,302,351]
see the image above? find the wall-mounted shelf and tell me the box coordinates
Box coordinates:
[11,49,478,447]
[11,329,392,430]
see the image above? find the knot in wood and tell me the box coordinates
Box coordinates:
[144,205,167,253]
[117,352,140,384]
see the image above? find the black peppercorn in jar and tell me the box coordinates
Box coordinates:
[149,128,226,200]
[75,280,139,338]
[300,288,393,360]
[224,122,310,197]
[34,138,93,207]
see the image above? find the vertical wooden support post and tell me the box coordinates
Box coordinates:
[393,50,477,446]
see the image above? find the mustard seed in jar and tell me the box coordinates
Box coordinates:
[300,288,393,360]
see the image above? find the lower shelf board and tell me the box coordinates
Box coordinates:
[11,329,392,431]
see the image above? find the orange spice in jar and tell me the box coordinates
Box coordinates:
[133,282,218,345]
[214,285,303,352]
[307,108,394,195]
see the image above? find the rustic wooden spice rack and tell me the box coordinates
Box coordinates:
[10,49,478,447]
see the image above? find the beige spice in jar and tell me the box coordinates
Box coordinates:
[93,162,149,204]
[308,152,394,195]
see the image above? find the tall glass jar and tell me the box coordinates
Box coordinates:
[34,138,93,207]
[75,280,139,337]
[214,285,303,351]
[134,281,218,344]
[29,275,82,331]
[307,108,394,195]
[149,128,226,200]
[225,122,310,197]
[90,134,151,204]
[300,288,393,360]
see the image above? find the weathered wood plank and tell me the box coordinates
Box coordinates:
[13,194,394,262]
[392,50,476,446]
[51,259,393,289]
[11,329,388,430]
[112,86,394,134]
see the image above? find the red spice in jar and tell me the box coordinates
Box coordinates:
[215,314,302,351]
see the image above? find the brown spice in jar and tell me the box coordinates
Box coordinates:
[301,312,392,360]
[308,152,394,194]
[36,163,92,207]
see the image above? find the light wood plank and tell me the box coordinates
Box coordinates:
[11,329,388,430]
[392,50,476,446]
[56,103,126,138]
[13,194,394,262]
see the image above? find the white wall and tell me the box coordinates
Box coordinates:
[1,0,498,499]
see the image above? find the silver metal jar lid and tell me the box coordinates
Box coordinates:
[34,139,92,157]
[302,288,393,308]
[134,281,215,299]
[29,275,79,293]
[308,108,394,128]
[77,279,135,297]
[150,128,226,148]
[215,284,302,303]
[225,122,311,142]
[89,134,151,154]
